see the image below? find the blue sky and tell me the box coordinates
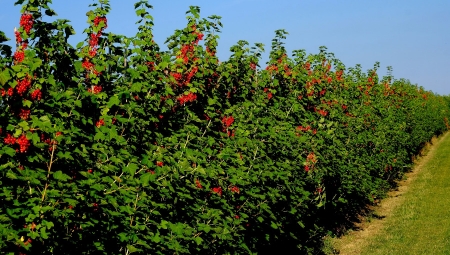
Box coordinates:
[1,0,449,95]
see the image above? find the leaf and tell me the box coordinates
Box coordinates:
[0,31,10,42]
[0,215,11,223]
[270,221,278,229]
[91,183,105,191]
[63,198,78,206]
[47,75,56,86]
[1,147,16,157]
[109,127,118,141]
[118,233,129,242]
[14,129,22,137]
[74,100,82,107]
[40,227,49,239]
[6,171,17,180]
[23,100,32,108]
[160,220,168,229]
[45,9,57,16]
[107,95,120,108]
[119,206,133,215]
[195,236,203,245]
[42,220,55,229]
[152,233,161,243]
[101,107,109,116]
[94,131,105,140]
[140,172,154,186]
[208,97,216,105]
[27,6,38,12]
[39,115,51,123]
[0,69,11,85]
[53,171,71,181]
[125,163,138,175]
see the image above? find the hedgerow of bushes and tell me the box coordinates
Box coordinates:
[0,1,449,254]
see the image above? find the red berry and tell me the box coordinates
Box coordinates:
[93,16,107,29]
[230,186,240,193]
[15,30,22,44]
[195,179,203,189]
[222,116,234,128]
[177,92,197,105]
[4,133,16,145]
[31,89,42,100]
[95,119,105,128]
[19,108,30,120]
[14,50,25,62]
[20,13,34,34]
[16,134,30,153]
[211,186,223,196]
[16,77,32,96]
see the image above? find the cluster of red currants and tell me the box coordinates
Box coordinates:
[177,92,197,105]
[13,13,33,63]
[3,133,30,153]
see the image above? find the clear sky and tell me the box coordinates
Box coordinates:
[1,0,449,95]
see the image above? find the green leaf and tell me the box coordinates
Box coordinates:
[27,6,39,12]
[1,147,16,157]
[160,220,168,229]
[118,233,129,242]
[270,221,278,229]
[140,172,155,186]
[0,69,11,85]
[0,31,10,43]
[53,171,71,181]
[152,233,161,243]
[74,100,82,107]
[6,171,17,180]
[23,100,32,108]
[127,245,142,253]
[195,236,203,245]
[208,97,216,105]
[14,129,22,137]
[40,227,49,239]
[42,220,55,229]
[109,127,118,141]
[39,115,51,123]
[94,131,105,140]
[107,95,120,108]
[125,163,138,175]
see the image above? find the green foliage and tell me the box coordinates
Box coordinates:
[0,0,449,254]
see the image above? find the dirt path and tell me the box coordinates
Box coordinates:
[330,132,449,254]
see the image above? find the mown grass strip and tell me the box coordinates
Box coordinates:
[329,132,450,255]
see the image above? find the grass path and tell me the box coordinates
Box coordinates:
[329,132,450,254]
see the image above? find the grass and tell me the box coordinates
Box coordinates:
[327,132,450,255]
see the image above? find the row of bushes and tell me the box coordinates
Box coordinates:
[0,1,449,254]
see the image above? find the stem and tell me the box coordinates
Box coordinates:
[130,193,139,226]
[253,146,259,160]
[68,93,81,117]
[178,132,191,162]
[41,142,56,203]
[201,120,212,137]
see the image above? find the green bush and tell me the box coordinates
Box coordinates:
[0,1,448,254]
